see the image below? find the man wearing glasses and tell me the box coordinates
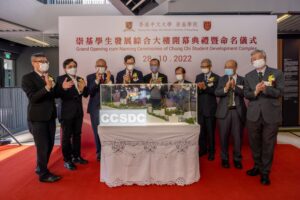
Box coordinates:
[21,53,61,183]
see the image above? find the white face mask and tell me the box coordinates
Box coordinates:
[97,67,106,74]
[252,59,266,69]
[176,74,183,81]
[66,68,77,76]
[126,64,134,71]
[201,68,210,74]
[39,63,49,73]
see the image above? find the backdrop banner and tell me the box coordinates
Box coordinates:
[59,15,277,81]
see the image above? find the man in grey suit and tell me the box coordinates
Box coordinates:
[244,49,284,185]
[215,60,246,169]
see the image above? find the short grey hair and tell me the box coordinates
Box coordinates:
[201,58,212,66]
[251,49,267,59]
[31,52,46,62]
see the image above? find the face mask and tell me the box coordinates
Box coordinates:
[176,74,183,81]
[66,67,77,76]
[253,59,266,69]
[150,66,159,73]
[224,68,234,76]
[126,64,134,71]
[97,67,106,74]
[39,63,49,72]
[201,68,210,74]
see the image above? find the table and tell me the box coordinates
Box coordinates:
[98,124,200,187]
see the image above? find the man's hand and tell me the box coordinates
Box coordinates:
[96,72,101,82]
[78,79,86,93]
[230,78,236,89]
[44,74,53,91]
[62,77,74,90]
[123,74,130,83]
[106,70,111,81]
[255,82,265,95]
[198,82,206,90]
[224,79,231,91]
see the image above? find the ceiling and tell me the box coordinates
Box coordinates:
[0,0,299,47]
[278,15,300,34]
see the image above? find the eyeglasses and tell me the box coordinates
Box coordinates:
[34,60,49,64]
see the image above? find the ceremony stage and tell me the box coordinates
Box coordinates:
[0,119,299,200]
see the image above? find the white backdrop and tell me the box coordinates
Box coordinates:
[59,15,277,82]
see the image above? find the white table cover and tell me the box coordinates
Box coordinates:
[98,124,200,187]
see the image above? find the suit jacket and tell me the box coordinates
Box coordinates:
[215,75,247,123]
[195,72,219,117]
[143,72,168,84]
[116,69,143,84]
[21,71,57,121]
[55,74,88,120]
[244,66,284,124]
[86,73,114,114]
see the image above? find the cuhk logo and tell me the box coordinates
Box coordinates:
[203,21,211,31]
[124,21,134,31]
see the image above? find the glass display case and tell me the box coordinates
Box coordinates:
[99,83,198,126]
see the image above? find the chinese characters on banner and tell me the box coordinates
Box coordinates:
[59,16,277,81]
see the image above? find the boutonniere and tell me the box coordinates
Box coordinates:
[268,74,275,86]
[48,76,54,82]
[132,72,139,81]
[208,76,215,83]
[48,75,55,88]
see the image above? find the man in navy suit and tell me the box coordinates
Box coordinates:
[86,59,114,161]
[215,60,246,169]
[55,58,89,170]
[195,58,219,161]
[116,55,143,84]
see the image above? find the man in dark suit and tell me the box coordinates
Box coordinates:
[116,55,143,84]
[244,49,284,185]
[55,58,89,170]
[21,53,61,182]
[87,59,114,161]
[215,60,246,169]
[143,58,168,109]
[195,58,219,161]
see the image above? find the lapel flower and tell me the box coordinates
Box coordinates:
[208,76,215,83]
[268,74,275,82]
[268,74,275,86]
[132,72,139,81]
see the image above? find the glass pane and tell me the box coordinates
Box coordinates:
[99,83,197,126]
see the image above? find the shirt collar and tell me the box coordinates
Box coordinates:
[232,74,238,80]
[256,66,267,75]
[205,71,212,78]
[152,72,158,78]
[34,70,43,77]
[67,74,77,81]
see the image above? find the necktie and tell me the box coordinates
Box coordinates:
[205,75,208,82]
[227,77,234,107]
[100,75,104,84]
[41,75,46,83]
[258,72,263,82]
